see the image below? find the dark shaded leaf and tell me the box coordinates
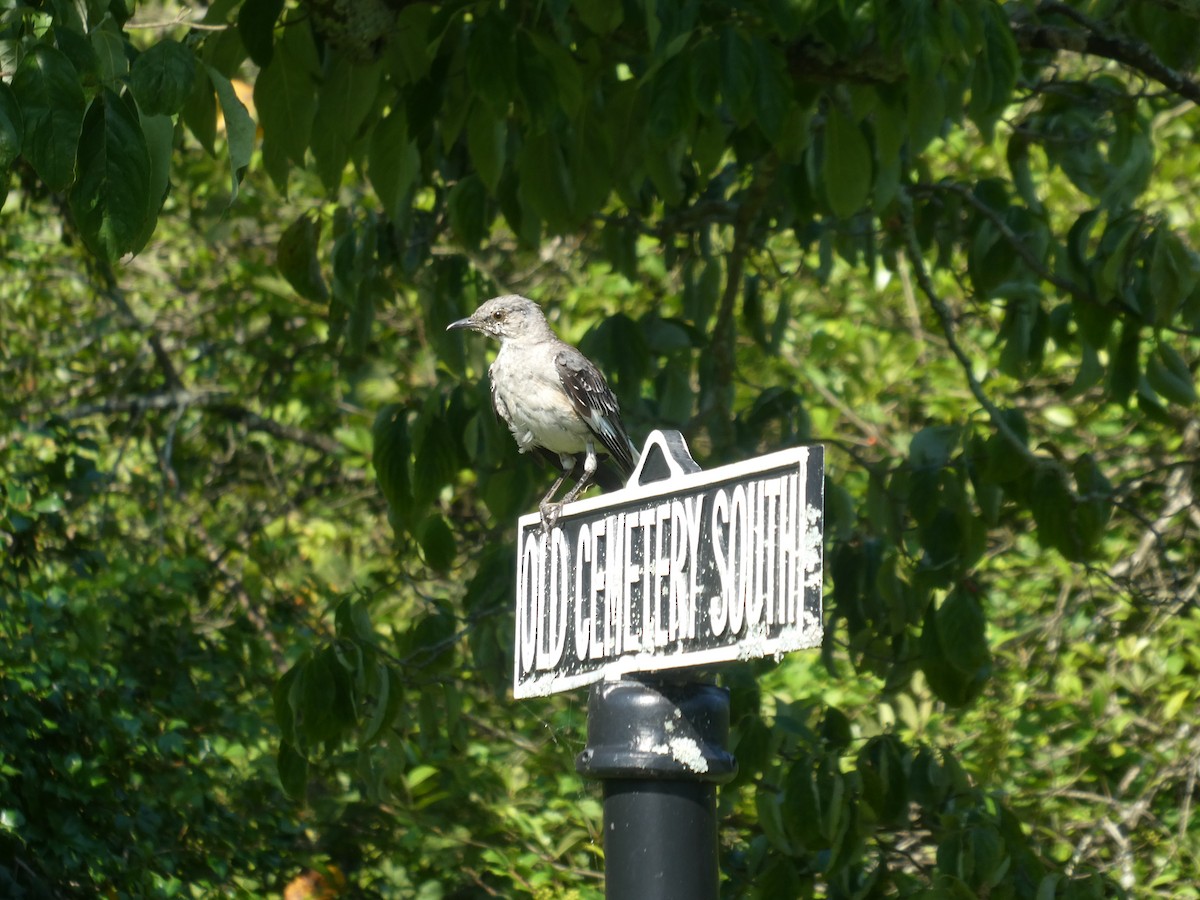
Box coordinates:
[130,39,196,117]
[418,514,456,572]
[255,21,319,181]
[311,57,383,192]
[68,90,152,261]
[181,63,216,154]
[368,106,420,219]
[12,45,85,191]
[467,101,506,193]
[448,173,488,248]
[1145,341,1196,407]
[373,403,413,533]
[277,214,329,303]
[0,82,25,173]
[238,0,285,67]
[277,740,308,799]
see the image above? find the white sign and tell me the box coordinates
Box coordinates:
[513,431,824,698]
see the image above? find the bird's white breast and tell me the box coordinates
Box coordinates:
[491,343,590,455]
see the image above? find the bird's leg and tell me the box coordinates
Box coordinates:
[539,454,576,532]
[559,441,598,506]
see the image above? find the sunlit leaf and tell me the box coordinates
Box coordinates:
[823,104,871,219]
[207,65,256,204]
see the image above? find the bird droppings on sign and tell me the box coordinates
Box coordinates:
[668,736,710,773]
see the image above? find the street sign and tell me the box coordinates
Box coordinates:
[513,430,824,698]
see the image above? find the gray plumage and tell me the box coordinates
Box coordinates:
[447,295,638,529]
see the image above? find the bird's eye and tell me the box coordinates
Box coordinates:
[492,310,504,320]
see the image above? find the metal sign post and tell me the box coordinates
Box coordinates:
[512,430,825,898]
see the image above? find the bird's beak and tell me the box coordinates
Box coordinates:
[446,316,475,333]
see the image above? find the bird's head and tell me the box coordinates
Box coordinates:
[446,295,554,343]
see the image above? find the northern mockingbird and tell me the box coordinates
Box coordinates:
[447,294,638,530]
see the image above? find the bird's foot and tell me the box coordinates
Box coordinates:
[539,500,563,533]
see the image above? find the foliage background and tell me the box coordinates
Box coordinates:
[2,0,1200,896]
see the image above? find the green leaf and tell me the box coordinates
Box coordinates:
[1068,339,1104,397]
[0,82,24,174]
[412,412,459,511]
[920,591,988,707]
[467,101,506,194]
[1145,342,1197,407]
[207,65,255,204]
[297,650,342,745]
[751,35,789,142]
[277,214,329,303]
[359,658,394,746]
[872,95,905,211]
[89,21,128,87]
[448,174,488,248]
[181,64,217,154]
[334,597,375,642]
[132,110,173,253]
[311,57,383,192]
[823,104,871,219]
[12,45,85,191]
[68,90,151,262]
[858,735,908,825]
[130,39,196,117]
[967,4,1017,141]
[273,662,302,746]
[1107,319,1140,405]
[389,3,434,84]
[643,135,685,207]
[467,14,516,115]
[373,404,413,533]
[1073,454,1112,555]
[938,586,990,675]
[418,514,456,572]
[514,31,558,126]
[276,740,308,800]
[368,106,420,219]
[528,31,583,119]
[254,14,318,184]
[346,271,384,361]
[1149,229,1199,327]
[907,74,944,153]
[1029,463,1084,561]
[238,0,285,67]
[647,56,692,141]
[997,287,1047,377]
[756,790,794,854]
[574,0,623,34]
[518,131,574,233]
[719,26,754,126]
[55,26,98,79]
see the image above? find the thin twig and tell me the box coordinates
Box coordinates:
[897,190,1039,466]
[60,389,344,456]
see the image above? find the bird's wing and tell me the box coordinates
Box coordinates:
[554,346,636,477]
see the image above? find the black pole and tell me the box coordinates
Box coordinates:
[576,678,737,899]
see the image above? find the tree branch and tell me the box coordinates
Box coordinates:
[1015,3,1200,105]
[62,389,343,456]
[898,190,1039,467]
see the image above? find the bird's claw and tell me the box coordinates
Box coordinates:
[539,500,563,533]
